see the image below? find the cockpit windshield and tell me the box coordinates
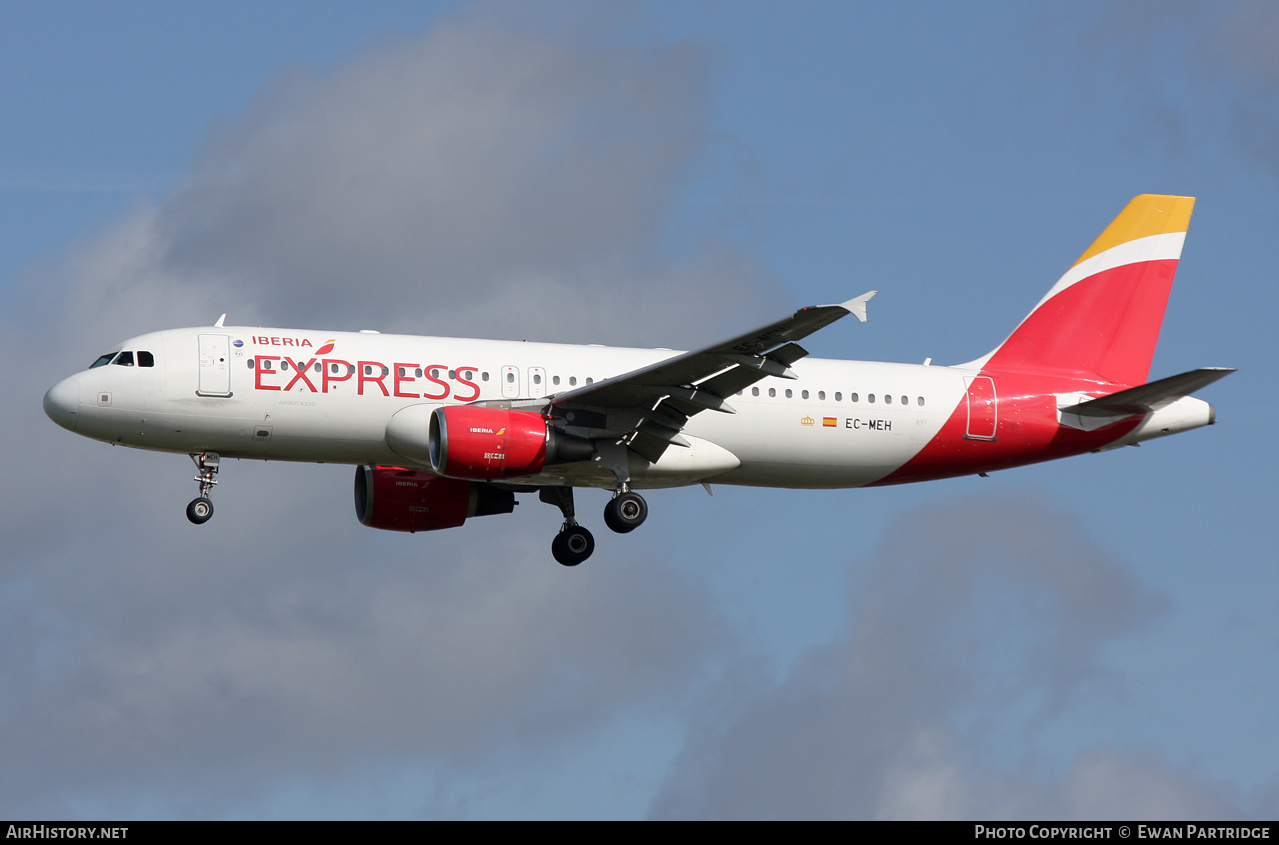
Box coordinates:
[89,349,155,369]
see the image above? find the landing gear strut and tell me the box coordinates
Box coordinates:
[186,451,220,525]
[603,489,647,534]
[540,487,595,566]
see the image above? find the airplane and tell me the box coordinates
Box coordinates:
[43,195,1233,566]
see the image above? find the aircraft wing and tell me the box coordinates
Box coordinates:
[542,292,876,462]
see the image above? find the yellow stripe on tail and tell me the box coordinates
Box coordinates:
[1072,194,1194,267]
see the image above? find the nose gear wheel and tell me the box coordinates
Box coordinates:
[186,452,220,525]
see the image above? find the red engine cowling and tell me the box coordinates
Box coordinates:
[354,465,515,532]
[428,405,592,480]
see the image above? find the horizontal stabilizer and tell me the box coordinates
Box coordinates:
[1062,367,1235,418]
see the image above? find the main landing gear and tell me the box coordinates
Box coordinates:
[603,489,647,534]
[540,486,649,566]
[541,487,594,566]
[186,451,220,525]
[552,524,595,567]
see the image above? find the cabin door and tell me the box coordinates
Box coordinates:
[197,334,232,397]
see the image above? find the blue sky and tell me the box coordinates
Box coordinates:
[2,0,1275,819]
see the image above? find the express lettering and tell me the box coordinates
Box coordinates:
[282,357,318,391]
[255,356,282,391]
[254,356,481,401]
[322,359,352,393]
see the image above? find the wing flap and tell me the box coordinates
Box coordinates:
[548,292,876,465]
[550,294,875,412]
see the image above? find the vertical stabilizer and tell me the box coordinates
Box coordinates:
[970,195,1195,386]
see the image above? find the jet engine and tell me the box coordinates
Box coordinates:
[354,465,515,532]
[428,405,593,480]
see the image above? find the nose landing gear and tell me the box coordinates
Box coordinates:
[186,496,214,524]
[186,452,220,525]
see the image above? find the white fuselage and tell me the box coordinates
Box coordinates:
[47,325,971,490]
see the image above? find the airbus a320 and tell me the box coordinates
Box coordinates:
[44,195,1232,565]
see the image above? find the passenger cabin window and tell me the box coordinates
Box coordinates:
[112,351,134,367]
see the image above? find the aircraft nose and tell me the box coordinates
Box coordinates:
[43,376,80,432]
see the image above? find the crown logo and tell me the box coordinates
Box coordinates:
[800,416,815,426]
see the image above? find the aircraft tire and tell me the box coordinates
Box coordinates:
[603,491,647,534]
[186,497,214,525]
[552,525,594,566]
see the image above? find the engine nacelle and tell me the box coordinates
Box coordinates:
[428,405,592,480]
[354,465,515,532]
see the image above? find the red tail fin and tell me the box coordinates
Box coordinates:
[970,195,1195,386]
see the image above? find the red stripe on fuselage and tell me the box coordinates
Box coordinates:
[871,369,1144,485]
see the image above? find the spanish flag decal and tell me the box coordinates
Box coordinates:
[823,417,837,427]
